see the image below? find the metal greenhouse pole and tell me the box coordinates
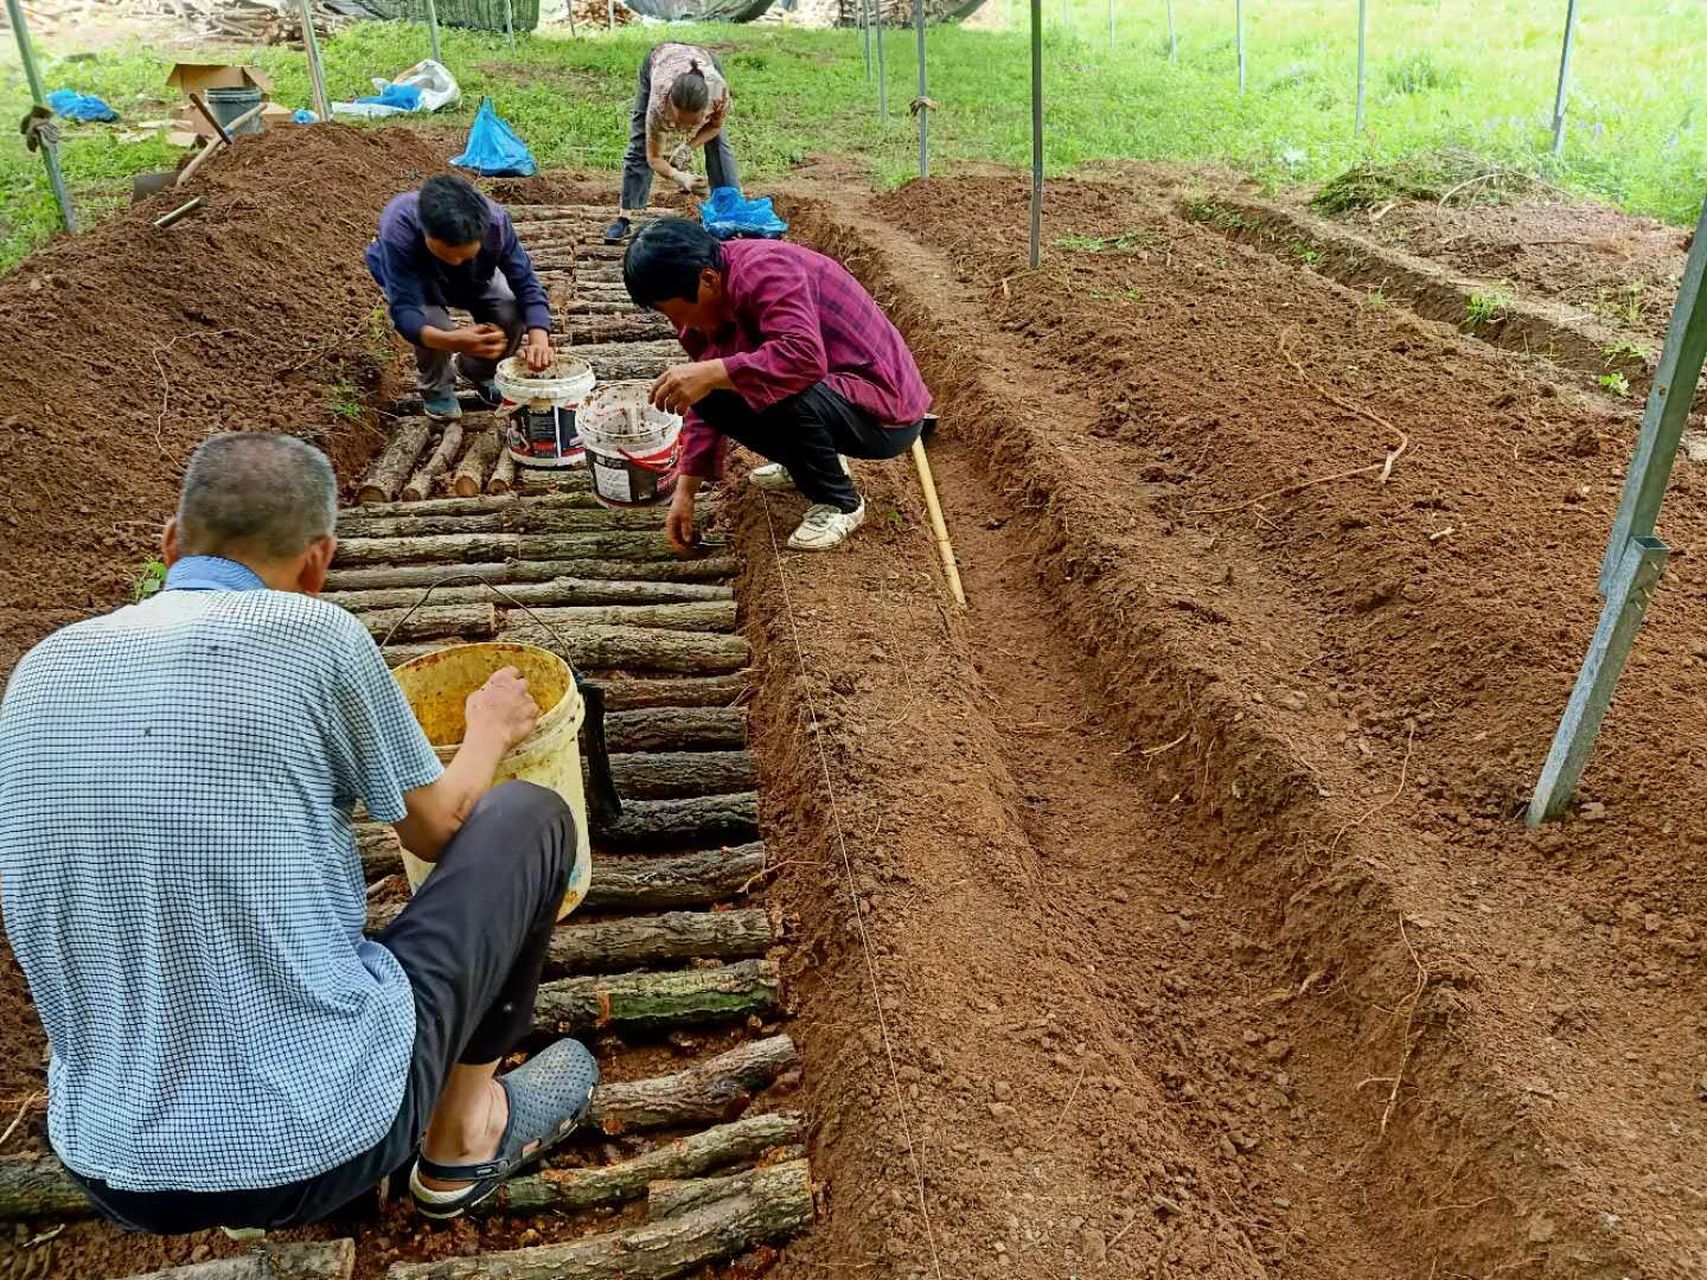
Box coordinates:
[876,0,889,120]
[1107,0,1114,44]
[1028,0,1042,268]
[423,0,442,63]
[862,0,873,80]
[1528,194,1707,823]
[1354,0,1368,131]
[5,0,76,233]
[1235,0,1245,92]
[914,0,929,175]
[297,0,333,118]
[1551,0,1579,156]
[1166,0,1177,63]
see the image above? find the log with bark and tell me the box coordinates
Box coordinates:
[590,1034,798,1133]
[489,448,518,494]
[341,485,593,522]
[336,505,669,540]
[334,530,682,568]
[563,300,646,317]
[484,1112,801,1216]
[583,353,683,382]
[453,430,502,497]
[548,907,774,972]
[570,316,678,344]
[357,418,434,505]
[402,423,465,503]
[356,603,498,643]
[358,824,401,878]
[609,750,757,800]
[506,600,738,636]
[385,1160,811,1280]
[367,841,769,909]
[118,1242,355,1280]
[328,579,732,613]
[325,556,738,593]
[385,626,752,676]
[649,1166,790,1220]
[507,204,670,221]
[607,707,748,752]
[0,1155,91,1221]
[597,793,759,848]
[595,674,748,711]
[533,959,779,1035]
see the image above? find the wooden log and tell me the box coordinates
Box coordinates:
[402,423,465,504]
[385,1160,812,1280]
[489,448,518,494]
[357,418,434,505]
[385,627,751,676]
[341,486,593,522]
[598,793,758,848]
[609,750,757,800]
[486,1113,801,1216]
[549,908,774,972]
[563,300,643,316]
[506,600,738,636]
[590,1034,797,1134]
[507,204,670,220]
[357,603,498,643]
[584,353,683,381]
[454,429,502,497]
[607,707,747,753]
[328,579,733,613]
[649,1166,785,1220]
[571,316,677,344]
[325,557,738,593]
[358,824,400,878]
[335,530,682,568]
[0,1155,92,1222]
[595,674,747,712]
[119,1242,355,1280]
[533,959,779,1035]
[569,339,682,360]
[367,842,768,911]
[337,505,668,540]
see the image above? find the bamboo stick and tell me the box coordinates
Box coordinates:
[911,437,966,606]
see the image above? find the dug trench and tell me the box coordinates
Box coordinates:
[737,179,1707,1280]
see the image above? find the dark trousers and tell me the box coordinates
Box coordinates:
[620,47,738,212]
[696,384,923,513]
[416,274,523,397]
[67,782,577,1234]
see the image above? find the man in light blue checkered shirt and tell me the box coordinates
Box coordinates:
[0,434,599,1230]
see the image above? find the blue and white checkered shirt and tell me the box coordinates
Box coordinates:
[0,556,444,1192]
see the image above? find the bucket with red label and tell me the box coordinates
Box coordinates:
[493,356,596,469]
[576,381,683,509]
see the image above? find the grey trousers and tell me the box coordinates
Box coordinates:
[620,47,739,213]
[416,274,523,396]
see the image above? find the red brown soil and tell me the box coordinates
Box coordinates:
[730,175,1707,1280]
[1317,194,1690,355]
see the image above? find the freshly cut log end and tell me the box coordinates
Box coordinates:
[590,1034,799,1134]
[489,448,517,495]
[401,422,465,504]
[113,1241,355,1280]
[487,1112,802,1216]
[386,1161,811,1280]
[357,418,433,505]
[453,429,502,497]
[532,958,779,1034]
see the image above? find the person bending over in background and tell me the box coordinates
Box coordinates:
[0,433,597,1229]
[605,43,738,244]
[623,217,933,553]
[368,173,554,422]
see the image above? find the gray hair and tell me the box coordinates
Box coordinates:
[176,433,337,561]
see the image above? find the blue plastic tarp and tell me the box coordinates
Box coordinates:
[451,97,536,179]
[699,186,787,240]
[356,82,423,112]
[46,89,118,123]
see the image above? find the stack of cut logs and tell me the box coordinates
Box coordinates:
[124,0,353,42]
[0,204,813,1280]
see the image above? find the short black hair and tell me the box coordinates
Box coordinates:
[668,61,711,114]
[419,174,491,246]
[177,433,336,560]
[623,218,726,309]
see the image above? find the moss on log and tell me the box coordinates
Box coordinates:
[532,959,779,1034]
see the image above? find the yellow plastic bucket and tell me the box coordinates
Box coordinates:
[391,642,590,920]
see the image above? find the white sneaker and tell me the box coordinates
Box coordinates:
[749,462,796,491]
[788,501,866,551]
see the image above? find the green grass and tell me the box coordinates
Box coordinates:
[1466,288,1513,326]
[3,0,1706,272]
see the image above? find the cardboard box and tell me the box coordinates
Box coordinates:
[165,63,274,138]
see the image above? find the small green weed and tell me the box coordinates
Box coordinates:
[1597,372,1632,396]
[1602,338,1655,364]
[1383,50,1462,95]
[328,380,364,421]
[1465,290,1513,327]
[1365,287,1389,310]
[1183,198,1248,230]
[132,560,166,603]
[1290,241,1323,263]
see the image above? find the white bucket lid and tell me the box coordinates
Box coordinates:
[494,356,595,410]
[579,380,682,453]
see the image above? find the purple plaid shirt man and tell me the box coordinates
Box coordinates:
[673,239,932,479]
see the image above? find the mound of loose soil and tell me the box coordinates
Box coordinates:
[0,124,458,666]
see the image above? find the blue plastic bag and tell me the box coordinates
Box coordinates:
[451,97,536,179]
[46,89,117,123]
[699,186,787,240]
[356,82,423,112]
[292,108,320,124]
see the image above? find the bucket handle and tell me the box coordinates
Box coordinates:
[378,574,623,829]
[617,440,682,474]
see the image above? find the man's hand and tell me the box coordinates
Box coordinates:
[666,487,698,555]
[522,328,553,372]
[670,168,709,196]
[458,323,511,360]
[650,361,727,415]
[464,666,539,753]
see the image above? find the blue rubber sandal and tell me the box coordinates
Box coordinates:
[408,1038,599,1220]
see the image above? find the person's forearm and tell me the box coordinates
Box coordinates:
[418,324,465,354]
[404,726,510,859]
[677,473,707,499]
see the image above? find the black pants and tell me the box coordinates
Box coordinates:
[696,383,923,513]
[67,782,577,1233]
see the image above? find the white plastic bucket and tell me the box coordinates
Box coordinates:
[494,356,596,469]
[576,381,683,509]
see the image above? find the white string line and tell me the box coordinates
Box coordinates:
[759,492,945,1280]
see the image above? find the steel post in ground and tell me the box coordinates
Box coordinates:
[298,0,333,121]
[504,0,515,49]
[861,0,872,80]
[914,0,928,177]
[1235,0,1245,92]
[876,4,888,120]
[1166,0,1177,62]
[607,0,615,27]
[1551,0,1579,157]
[1107,0,1114,44]
[423,0,442,64]
[1596,196,1707,596]
[1354,0,1368,132]
[1028,0,1042,269]
[1528,536,1670,824]
[5,0,76,233]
